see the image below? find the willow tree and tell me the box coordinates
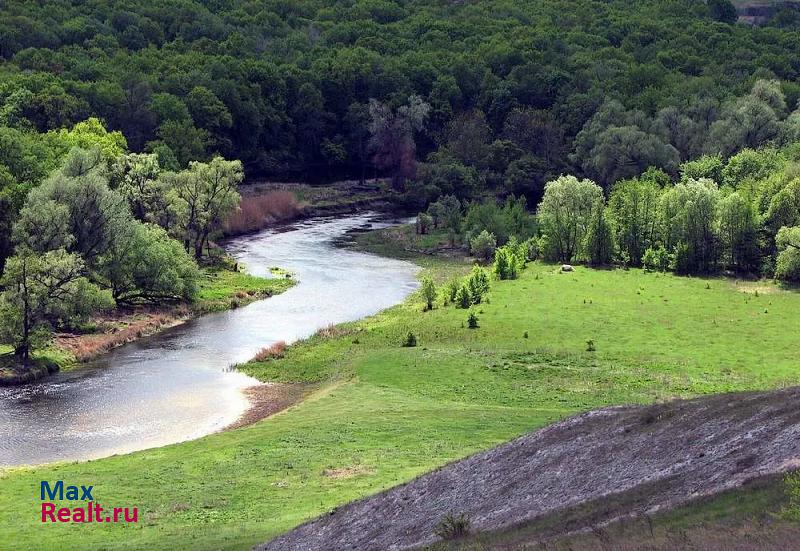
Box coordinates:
[166,157,242,259]
[0,249,111,360]
[537,175,604,262]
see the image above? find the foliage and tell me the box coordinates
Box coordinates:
[368,96,430,190]
[660,178,721,274]
[427,195,462,239]
[455,284,472,309]
[538,175,603,262]
[463,196,535,246]
[100,223,200,304]
[775,226,800,282]
[642,246,670,272]
[0,249,112,358]
[469,230,496,263]
[14,148,132,264]
[416,212,433,235]
[466,266,490,304]
[584,203,615,266]
[435,512,471,541]
[164,156,243,258]
[607,175,662,267]
[420,276,437,311]
[718,191,761,273]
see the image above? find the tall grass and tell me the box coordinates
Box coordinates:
[223,191,303,236]
[252,341,287,361]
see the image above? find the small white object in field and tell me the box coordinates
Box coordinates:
[561,264,574,272]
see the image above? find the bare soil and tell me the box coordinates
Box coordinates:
[225,383,309,430]
[54,307,188,362]
[257,387,800,551]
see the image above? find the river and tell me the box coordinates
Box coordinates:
[0,213,419,467]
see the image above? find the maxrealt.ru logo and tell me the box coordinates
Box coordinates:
[40,481,138,523]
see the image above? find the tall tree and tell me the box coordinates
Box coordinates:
[0,249,110,360]
[166,157,242,259]
[537,175,604,262]
[368,95,430,191]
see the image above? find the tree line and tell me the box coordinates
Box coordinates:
[419,143,800,282]
[0,120,242,359]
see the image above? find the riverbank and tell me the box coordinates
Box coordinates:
[223,179,403,237]
[3,221,800,549]
[0,264,295,386]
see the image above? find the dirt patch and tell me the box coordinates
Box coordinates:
[54,307,187,363]
[257,387,800,551]
[225,383,309,430]
[323,465,376,479]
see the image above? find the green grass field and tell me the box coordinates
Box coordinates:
[2,227,800,550]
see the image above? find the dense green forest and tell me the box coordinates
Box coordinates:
[3,0,800,183]
[5,0,800,359]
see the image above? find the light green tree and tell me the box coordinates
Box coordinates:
[0,249,112,360]
[607,176,662,267]
[165,157,243,259]
[776,226,800,282]
[99,222,200,304]
[420,276,437,311]
[583,203,615,266]
[538,175,604,262]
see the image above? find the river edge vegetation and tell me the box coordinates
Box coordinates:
[3,220,800,549]
[0,119,296,385]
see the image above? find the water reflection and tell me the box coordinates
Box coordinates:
[0,214,418,466]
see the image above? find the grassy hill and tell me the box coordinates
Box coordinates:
[2,225,800,549]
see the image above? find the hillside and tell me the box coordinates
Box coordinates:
[259,387,800,550]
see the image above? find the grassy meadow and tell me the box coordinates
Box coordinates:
[2,226,800,549]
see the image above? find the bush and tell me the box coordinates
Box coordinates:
[642,245,670,272]
[776,226,800,282]
[469,230,496,262]
[420,276,437,310]
[466,266,490,304]
[443,277,461,305]
[416,212,433,235]
[522,236,541,261]
[252,341,286,361]
[493,245,520,280]
[402,331,417,347]
[467,311,479,328]
[455,284,471,308]
[435,512,471,540]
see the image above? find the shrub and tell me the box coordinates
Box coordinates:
[443,277,461,305]
[402,331,417,347]
[466,266,490,304]
[522,236,541,261]
[435,512,471,540]
[493,245,520,280]
[223,191,301,235]
[420,276,437,310]
[776,226,800,282]
[586,339,596,352]
[642,245,670,272]
[252,341,286,361]
[416,212,433,235]
[469,230,496,262]
[455,284,471,308]
[467,311,479,328]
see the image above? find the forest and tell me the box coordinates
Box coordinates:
[4,0,800,361]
